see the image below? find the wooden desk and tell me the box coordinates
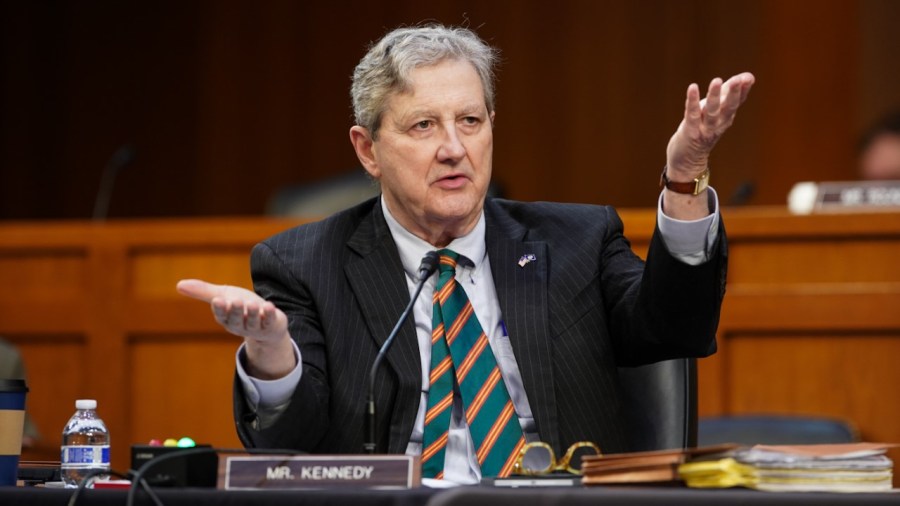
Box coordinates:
[2,209,899,479]
[2,483,900,506]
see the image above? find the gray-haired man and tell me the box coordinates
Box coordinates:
[179,24,753,484]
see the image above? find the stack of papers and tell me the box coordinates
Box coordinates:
[678,443,895,493]
[580,444,737,485]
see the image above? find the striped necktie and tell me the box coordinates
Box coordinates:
[421,249,525,479]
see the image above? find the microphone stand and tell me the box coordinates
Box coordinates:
[92,144,136,220]
[364,251,439,454]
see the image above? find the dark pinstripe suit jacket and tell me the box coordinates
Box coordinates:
[234,196,725,456]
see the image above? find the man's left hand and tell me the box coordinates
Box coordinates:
[666,72,755,178]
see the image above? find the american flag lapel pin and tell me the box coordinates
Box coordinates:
[518,253,536,267]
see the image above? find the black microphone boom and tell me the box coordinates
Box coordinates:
[727,180,755,206]
[364,250,439,454]
[92,144,136,220]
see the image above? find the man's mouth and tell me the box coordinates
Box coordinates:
[435,174,468,189]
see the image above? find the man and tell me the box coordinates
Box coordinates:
[178,24,754,483]
[858,111,900,180]
[0,338,41,447]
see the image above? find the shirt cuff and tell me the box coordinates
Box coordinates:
[235,339,303,411]
[657,187,720,266]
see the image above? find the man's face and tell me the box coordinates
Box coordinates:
[351,59,494,246]
[860,133,900,180]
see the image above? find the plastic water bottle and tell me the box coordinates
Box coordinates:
[60,399,110,487]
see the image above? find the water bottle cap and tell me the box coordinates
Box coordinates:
[75,399,97,410]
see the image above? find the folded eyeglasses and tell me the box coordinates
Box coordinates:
[512,441,602,476]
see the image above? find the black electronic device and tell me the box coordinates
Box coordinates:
[17,462,61,486]
[130,445,218,487]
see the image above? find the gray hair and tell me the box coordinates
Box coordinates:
[351,24,499,137]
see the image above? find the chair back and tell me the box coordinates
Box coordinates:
[617,358,698,452]
[699,415,859,446]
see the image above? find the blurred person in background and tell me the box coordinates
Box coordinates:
[0,338,41,448]
[858,111,900,180]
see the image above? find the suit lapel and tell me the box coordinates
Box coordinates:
[484,201,561,453]
[345,201,422,454]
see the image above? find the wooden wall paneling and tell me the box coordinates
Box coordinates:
[128,334,242,450]
[113,219,304,469]
[84,241,131,470]
[0,227,95,461]
[129,248,255,298]
[729,241,900,284]
[725,333,900,419]
[10,337,86,463]
[0,250,89,333]
[124,235,260,451]
[3,210,899,478]
[753,1,861,204]
[2,1,888,219]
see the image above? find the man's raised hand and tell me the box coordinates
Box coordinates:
[666,72,755,177]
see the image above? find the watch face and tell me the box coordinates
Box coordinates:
[695,171,710,195]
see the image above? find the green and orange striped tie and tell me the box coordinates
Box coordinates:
[421,249,525,479]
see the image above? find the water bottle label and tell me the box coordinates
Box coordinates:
[61,445,111,467]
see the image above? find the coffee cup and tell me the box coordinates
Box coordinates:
[0,379,28,487]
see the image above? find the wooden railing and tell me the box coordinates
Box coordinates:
[2,209,899,478]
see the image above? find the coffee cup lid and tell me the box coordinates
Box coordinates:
[0,379,28,393]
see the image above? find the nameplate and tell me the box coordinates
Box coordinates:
[788,180,900,214]
[819,180,900,208]
[218,454,421,490]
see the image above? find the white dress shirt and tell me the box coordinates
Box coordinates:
[237,189,720,484]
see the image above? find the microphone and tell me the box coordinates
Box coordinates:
[364,250,440,454]
[727,180,755,206]
[92,144,136,220]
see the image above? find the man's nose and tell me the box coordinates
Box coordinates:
[436,125,467,162]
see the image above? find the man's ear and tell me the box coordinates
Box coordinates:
[490,110,496,127]
[349,126,380,179]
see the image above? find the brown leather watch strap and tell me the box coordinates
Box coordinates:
[660,166,710,195]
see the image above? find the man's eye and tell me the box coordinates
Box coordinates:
[462,116,480,125]
[415,120,431,129]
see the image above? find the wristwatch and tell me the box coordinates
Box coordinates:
[660,166,710,195]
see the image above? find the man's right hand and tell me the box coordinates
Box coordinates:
[176,279,296,379]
